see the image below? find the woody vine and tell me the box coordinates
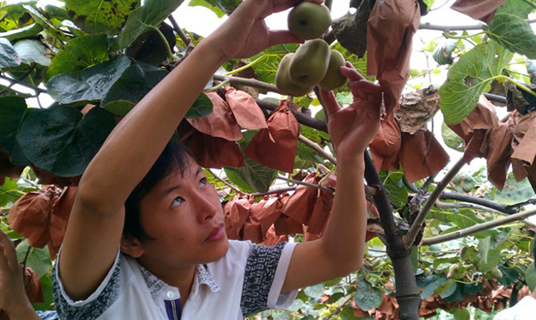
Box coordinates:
[1,0,536,319]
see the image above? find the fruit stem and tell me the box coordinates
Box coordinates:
[225,55,267,76]
[491,75,536,98]
[149,25,173,61]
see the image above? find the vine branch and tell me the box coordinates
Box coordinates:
[168,15,191,45]
[420,19,536,31]
[298,135,337,164]
[420,207,536,246]
[404,157,466,249]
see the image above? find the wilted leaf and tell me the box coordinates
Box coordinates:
[13,39,50,67]
[17,106,116,177]
[65,0,140,35]
[439,40,513,125]
[47,55,132,104]
[46,34,109,81]
[485,13,536,59]
[112,0,184,50]
[0,37,20,69]
[397,86,440,134]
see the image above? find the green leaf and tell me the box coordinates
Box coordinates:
[32,274,53,311]
[112,0,185,50]
[250,44,299,84]
[13,39,51,66]
[441,122,464,152]
[439,40,513,125]
[22,5,66,41]
[433,40,457,65]
[186,92,214,119]
[224,156,277,193]
[354,277,382,311]
[0,38,20,69]
[0,177,21,207]
[0,96,29,166]
[47,55,132,104]
[496,0,533,18]
[421,276,448,299]
[101,61,167,107]
[0,2,36,32]
[380,171,408,209]
[101,99,135,116]
[65,0,141,35]
[46,34,109,81]
[450,308,470,320]
[17,106,116,177]
[188,0,241,17]
[304,284,324,299]
[0,23,43,41]
[15,240,51,278]
[526,262,536,291]
[422,0,435,10]
[492,174,536,204]
[486,13,536,59]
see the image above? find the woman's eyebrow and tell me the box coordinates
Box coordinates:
[161,167,204,198]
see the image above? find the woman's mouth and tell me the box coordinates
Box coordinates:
[206,226,225,242]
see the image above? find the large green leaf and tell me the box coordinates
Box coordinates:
[250,44,300,84]
[112,0,184,50]
[492,174,536,204]
[380,171,408,209]
[486,13,536,59]
[224,156,277,193]
[101,61,168,105]
[0,23,42,41]
[17,106,116,177]
[65,0,140,35]
[188,0,241,17]
[0,2,36,31]
[185,92,214,118]
[47,55,132,104]
[13,39,51,66]
[496,0,533,18]
[0,96,28,166]
[22,5,66,41]
[439,40,513,125]
[0,38,20,69]
[15,240,51,278]
[354,276,383,311]
[441,121,464,152]
[46,34,109,81]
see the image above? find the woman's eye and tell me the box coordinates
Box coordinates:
[200,177,207,187]
[171,197,184,207]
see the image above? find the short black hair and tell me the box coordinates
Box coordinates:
[123,140,194,240]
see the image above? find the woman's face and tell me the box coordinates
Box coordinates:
[135,158,229,271]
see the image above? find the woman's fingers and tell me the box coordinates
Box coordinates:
[319,89,340,117]
[340,61,365,82]
[0,231,17,270]
[348,80,382,104]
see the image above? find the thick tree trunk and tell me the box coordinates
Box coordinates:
[392,256,421,319]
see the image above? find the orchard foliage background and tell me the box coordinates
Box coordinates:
[1,0,536,319]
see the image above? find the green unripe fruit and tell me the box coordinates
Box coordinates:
[319,50,347,90]
[288,2,332,40]
[276,53,313,96]
[289,39,330,87]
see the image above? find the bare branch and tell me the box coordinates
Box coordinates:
[420,207,536,246]
[0,74,47,94]
[168,16,191,45]
[213,74,279,93]
[434,200,536,228]
[439,191,520,215]
[275,176,334,194]
[298,135,337,165]
[404,157,466,249]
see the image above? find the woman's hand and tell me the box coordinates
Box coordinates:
[0,230,34,319]
[320,62,382,162]
[208,0,323,60]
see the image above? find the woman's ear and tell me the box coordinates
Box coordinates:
[120,235,145,258]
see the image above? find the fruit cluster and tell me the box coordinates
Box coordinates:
[275,2,347,96]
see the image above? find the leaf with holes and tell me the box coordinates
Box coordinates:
[65,0,140,35]
[439,40,513,125]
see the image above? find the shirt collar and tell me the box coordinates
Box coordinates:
[138,263,220,297]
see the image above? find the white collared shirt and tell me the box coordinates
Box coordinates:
[53,240,298,320]
[493,296,536,320]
